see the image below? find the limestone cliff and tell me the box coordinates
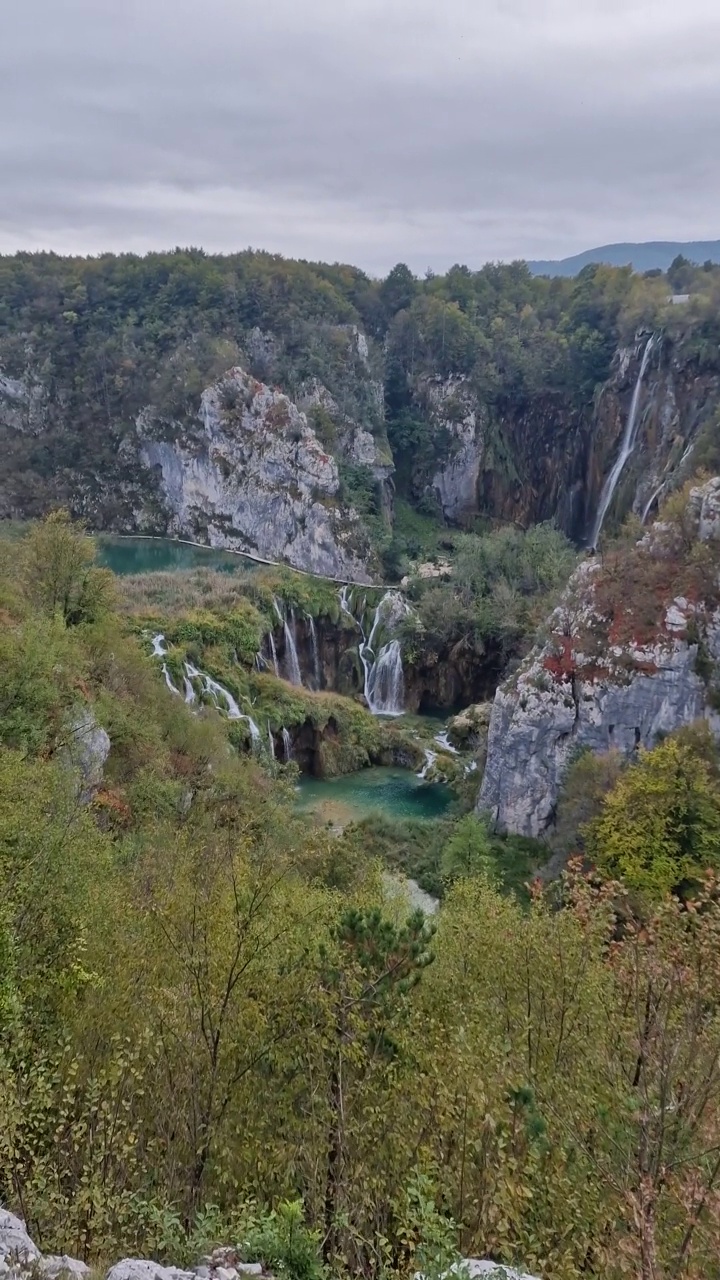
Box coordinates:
[410,331,720,541]
[585,333,720,536]
[138,367,373,582]
[478,478,720,836]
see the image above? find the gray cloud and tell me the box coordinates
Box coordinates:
[1,0,719,271]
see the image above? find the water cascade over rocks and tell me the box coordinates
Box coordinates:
[281,727,293,761]
[417,747,438,779]
[307,613,321,687]
[161,663,180,696]
[366,639,405,716]
[284,611,303,686]
[590,334,656,547]
[149,638,261,745]
[341,587,414,716]
[268,631,279,676]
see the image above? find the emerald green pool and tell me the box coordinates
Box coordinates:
[97,536,259,576]
[297,767,452,827]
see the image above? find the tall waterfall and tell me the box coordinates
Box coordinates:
[281,727,293,761]
[341,588,412,717]
[307,613,321,688]
[284,612,303,686]
[589,334,655,548]
[268,722,276,759]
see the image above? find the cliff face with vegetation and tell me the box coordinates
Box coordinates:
[138,366,373,580]
[478,477,720,835]
[2,250,720,575]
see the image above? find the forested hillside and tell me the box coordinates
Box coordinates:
[2,249,720,577]
[3,513,720,1279]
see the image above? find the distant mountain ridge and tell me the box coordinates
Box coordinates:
[528,240,720,277]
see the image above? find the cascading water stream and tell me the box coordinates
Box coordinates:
[434,730,459,755]
[307,613,321,688]
[281,727,293,761]
[184,661,242,718]
[268,722,276,759]
[366,640,405,716]
[339,587,411,716]
[268,632,279,677]
[151,639,260,745]
[589,334,655,548]
[417,748,437,780]
[162,663,181,695]
[284,611,303,686]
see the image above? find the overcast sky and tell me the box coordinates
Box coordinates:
[1,0,719,273]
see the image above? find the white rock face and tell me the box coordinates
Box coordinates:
[478,480,720,836]
[426,378,484,522]
[139,368,371,582]
[457,1263,541,1280]
[106,1261,194,1280]
[0,370,48,435]
[65,709,111,796]
[39,1256,91,1278]
[416,1262,540,1280]
[690,474,720,542]
[0,1209,40,1262]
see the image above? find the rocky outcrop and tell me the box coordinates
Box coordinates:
[62,709,111,799]
[139,368,372,582]
[297,377,394,519]
[0,1216,272,1280]
[0,1209,40,1266]
[478,478,720,836]
[425,378,484,524]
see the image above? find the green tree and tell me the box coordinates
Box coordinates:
[21,511,114,626]
[441,814,495,881]
[587,736,720,900]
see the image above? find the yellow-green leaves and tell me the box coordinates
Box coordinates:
[587,736,720,900]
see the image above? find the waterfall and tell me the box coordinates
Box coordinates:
[268,631,279,676]
[184,661,243,719]
[338,586,412,717]
[284,613,303,686]
[357,590,412,716]
[242,714,262,749]
[640,440,696,525]
[281,727,293,761]
[268,722,276,759]
[589,334,655,548]
[366,640,405,716]
[151,634,167,656]
[434,730,459,755]
[183,674,196,704]
[161,663,181,695]
[307,613,321,688]
[339,584,355,621]
[417,748,437,780]
[641,482,665,525]
[273,597,284,623]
